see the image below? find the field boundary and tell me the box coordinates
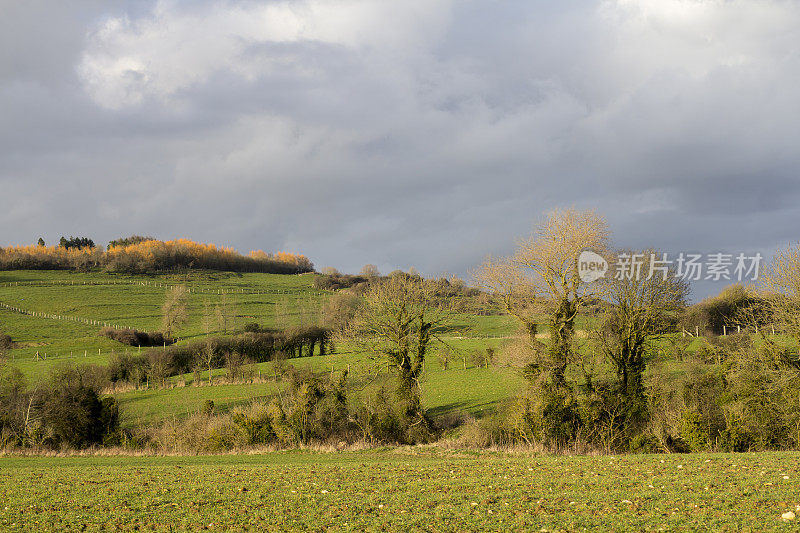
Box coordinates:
[0,279,327,296]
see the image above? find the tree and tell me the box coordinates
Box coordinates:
[360,264,380,278]
[161,285,189,338]
[58,236,95,249]
[594,251,689,395]
[343,274,451,431]
[475,208,609,389]
[202,340,216,385]
[761,245,800,346]
[322,291,362,333]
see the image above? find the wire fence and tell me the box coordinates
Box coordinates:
[0,278,329,333]
[0,300,139,330]
[0,278,327,296]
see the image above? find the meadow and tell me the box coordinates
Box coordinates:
[0,269,725,431]
[0,270,525,428]
[1,448,799,531]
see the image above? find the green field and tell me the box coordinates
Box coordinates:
[0,270,331,363]
[0,269,750,431]
[0,270,525,427]
[1,449,799,531]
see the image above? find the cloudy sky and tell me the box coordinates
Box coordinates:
[2,0,799,297]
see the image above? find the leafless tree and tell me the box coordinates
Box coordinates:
[761,245,800,345]
[474,208,609,388]
[594,251,689,395]
[360,264,380,279]
[341,273,452,425]
[161,285,189,338]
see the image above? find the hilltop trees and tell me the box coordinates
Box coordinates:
[107,235,155,250]
[58,236,95,249]
[0,238,314,274]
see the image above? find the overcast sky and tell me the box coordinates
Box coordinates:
[2,0,799,298]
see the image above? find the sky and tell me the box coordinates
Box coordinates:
[2,0,800,299]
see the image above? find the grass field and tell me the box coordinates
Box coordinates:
[3,269,800,530]
[0,270,517,366]
[0,270,330,363]
[0,269,739,430]
[0,269,527,428]
[114,337,525,428]
[1,448,799,531]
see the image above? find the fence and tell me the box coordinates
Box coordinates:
[0,277,328,332]
[0,278,327,296]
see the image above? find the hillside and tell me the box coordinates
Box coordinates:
[0,269,525,429]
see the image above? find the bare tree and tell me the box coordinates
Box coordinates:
[474,208,609,388]
[360,264,380,279]
[761,245,800,345]
[342,273,451,426]
[213,295,237,334]
[202,340,216,385]
[162,285,189,338]
[594,251,689,395]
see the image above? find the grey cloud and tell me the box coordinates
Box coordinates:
[2,1,800,300]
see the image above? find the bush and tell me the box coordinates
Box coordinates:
[107,353,149,384]
[351,386,408,444]
[0,366,29,447]
[141,327,332,380]
[681,285,763,335]
[0,334,14,349]
[313,273,369,291]
[36,365,120,448]
[243,322,262,333]
[100,327,172,347]
[143,367,357,452]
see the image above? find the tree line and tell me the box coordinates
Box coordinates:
[0,236,314,274]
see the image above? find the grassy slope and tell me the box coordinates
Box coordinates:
[3,269,773,430]
[1,449,799,531]
[115,338,526,428]
[0,270,325,363]
[1,270,525,426]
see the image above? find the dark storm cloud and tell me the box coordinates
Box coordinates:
[2,0,800,299]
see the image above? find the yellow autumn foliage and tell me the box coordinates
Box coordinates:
[0,239,313,274]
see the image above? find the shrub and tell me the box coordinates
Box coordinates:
[107,353,149,384]
[313,273,369,291]
[38,365,120,448]
[100,327,172,347]
[0,334,14,349]
[681,284,764,335]
[243,322,262,333]
[0,366,28,447]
